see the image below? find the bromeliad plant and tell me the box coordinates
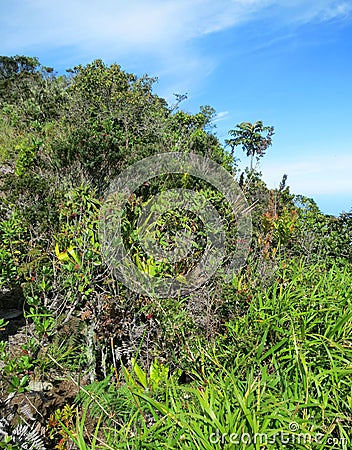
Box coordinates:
[122,357,169,393]
[260,206,298,259]
[53,183,102,307]
[0,212,28,288]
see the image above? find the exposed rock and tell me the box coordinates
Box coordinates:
[0,308,23,320]
[0,287,25,312]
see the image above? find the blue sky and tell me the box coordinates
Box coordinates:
[1,0,352,215]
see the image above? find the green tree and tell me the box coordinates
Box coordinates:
[226,120,274,171]
[0,55,40,104]
[0,55,40,84]
[50,59,169,188]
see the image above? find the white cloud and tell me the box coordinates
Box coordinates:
[214,111,230,122]
[290,0,352,23]
[1,0,259,54]
[2,0,351,56]
[260,153,352,195]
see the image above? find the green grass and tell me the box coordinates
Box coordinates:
[68,260,351,449]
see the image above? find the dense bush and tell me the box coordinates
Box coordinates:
[0,55,351,449]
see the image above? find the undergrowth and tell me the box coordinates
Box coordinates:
[54,261,352,450]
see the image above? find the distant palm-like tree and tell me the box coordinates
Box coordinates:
[226,121,274,171]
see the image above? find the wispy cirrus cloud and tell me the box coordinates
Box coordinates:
[261,153,352,195]
[214,111,230,123]
[2,1,351,57]
[1,1,351,104]
[1,0,349,98]
[282,0,352,23]
[1,0,262,55]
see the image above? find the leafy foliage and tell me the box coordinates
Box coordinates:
[226,120,274,170]
[0,55,351,448]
